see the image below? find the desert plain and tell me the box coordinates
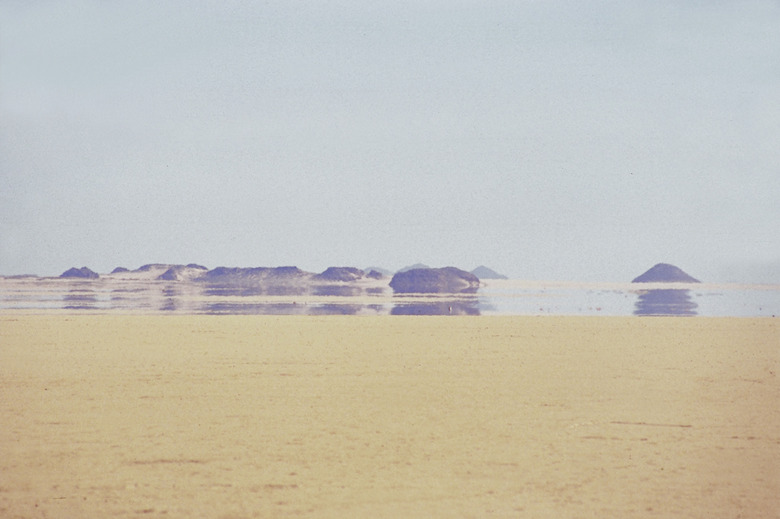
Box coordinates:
[1,314,778,518]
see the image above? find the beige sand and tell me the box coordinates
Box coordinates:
[1,315,778,518]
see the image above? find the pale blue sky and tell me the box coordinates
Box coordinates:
[1,1,779,281]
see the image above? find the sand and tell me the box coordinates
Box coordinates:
[1,315,778,518]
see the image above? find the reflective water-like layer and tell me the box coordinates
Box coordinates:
[2,278,778,317]
[391,300,480,316]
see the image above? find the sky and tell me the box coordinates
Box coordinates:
[1,1,779,282]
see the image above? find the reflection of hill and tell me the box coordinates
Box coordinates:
[634,289,698,316]
[203,284,308,297]
[64,284,97,309]
[391,299,480,315]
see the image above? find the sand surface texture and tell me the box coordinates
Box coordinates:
[1,315,778,518]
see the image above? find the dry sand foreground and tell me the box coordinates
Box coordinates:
[1,316,778,518]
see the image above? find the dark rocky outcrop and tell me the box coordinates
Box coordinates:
[632,263,700,283]
[60,266,99,279]
[313,267,365,282]
[471,266,508,279]
[158,268,180,281]
[366,270,386,279]
[111,267,129,274]
[389,267,480,294]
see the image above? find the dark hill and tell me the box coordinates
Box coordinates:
[632,263,700,283]
[389,267,480,293]
[60,266,99,279]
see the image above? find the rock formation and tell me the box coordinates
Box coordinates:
[389,267,480,293]
[632,263,700,283]
[60,266,99,279]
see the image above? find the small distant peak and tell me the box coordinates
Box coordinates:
[470,266,508,280]
[397,263,431,273]
[632,263,700,283]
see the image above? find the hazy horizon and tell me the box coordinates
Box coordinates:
[2,2,779,283]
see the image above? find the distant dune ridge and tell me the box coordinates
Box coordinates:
[632,263,701,283]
